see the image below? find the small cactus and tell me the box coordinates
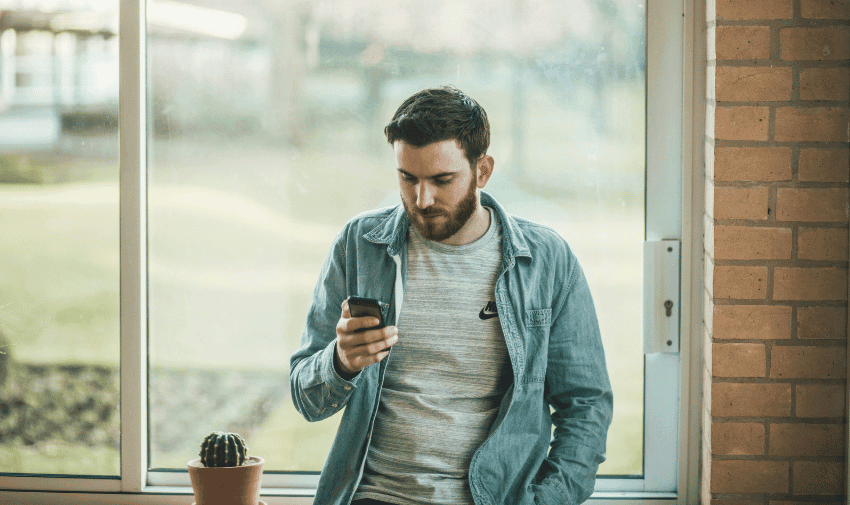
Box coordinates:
[199,432,248,467]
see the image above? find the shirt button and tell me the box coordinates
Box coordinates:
[331,403,338,408]
[344,386,352,390]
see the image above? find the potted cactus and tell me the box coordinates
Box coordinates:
[187,432,265,505]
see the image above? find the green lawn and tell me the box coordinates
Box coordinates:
[0,443,120,477]
[0,182,120,367]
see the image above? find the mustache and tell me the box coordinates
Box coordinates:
[414,207,444,217]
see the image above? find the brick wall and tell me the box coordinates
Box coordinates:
[704,0,849,502]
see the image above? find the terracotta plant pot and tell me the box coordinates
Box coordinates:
[187,456,265,505]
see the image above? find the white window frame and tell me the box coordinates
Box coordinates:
[0,0,703,501]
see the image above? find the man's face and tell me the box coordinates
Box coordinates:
[395,139,479,243]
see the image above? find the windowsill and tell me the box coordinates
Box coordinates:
[0,488,678,504]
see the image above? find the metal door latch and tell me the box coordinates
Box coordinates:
[643,240,680,354]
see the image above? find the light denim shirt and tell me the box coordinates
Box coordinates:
[290,192,613,505]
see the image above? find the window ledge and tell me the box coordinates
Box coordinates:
[1,488,679,505]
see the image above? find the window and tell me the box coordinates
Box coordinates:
[0,4,121,479]
[0,0,697,502]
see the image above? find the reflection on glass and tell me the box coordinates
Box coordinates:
[147,0,644,475]
[0,5,120,476]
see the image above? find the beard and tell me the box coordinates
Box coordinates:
[402,175,478,243]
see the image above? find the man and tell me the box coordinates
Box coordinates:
[290,86,612,505]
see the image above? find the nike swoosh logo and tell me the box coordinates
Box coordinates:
[479,310,499,320]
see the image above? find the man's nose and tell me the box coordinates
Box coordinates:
[416,183,435,209]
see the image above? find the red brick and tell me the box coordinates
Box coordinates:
[769,423,846,456]
[715,66,793,101]
[716,26,772,60]
[800,68,850,101]
[715,225,792,260]
[774,107,850,143]
[715,147,792,181]
[713,343,767,377]
[712,382,792,417]
[796,384,846,417]
[774,267,848,301]
[798,306,848,340]
[781,27,850,60]
[714,266,768,299]
[713,305,792,340]
[798,148,850,182]
[717,0,793,19]
[712,422,765,455]
[801,0,850,19]
[798,227,849,261]
[776,188,849,222]
[715,186,770,220]
[712,460,789,493]
[770,345,846,378]
[716,106,770,140]
[792,461,845,495]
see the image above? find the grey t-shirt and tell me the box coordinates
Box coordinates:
[353,208,512,505]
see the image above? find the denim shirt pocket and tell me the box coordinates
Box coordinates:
[525,308,551,327]
[522,308,552,383]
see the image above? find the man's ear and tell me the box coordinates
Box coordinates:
[475,155,495,188]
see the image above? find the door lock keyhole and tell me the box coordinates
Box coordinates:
[664,300,673,317]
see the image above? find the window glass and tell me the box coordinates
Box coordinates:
[147,0,644,475]
[0,5,120,476]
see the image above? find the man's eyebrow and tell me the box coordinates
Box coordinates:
[396,169,457,179]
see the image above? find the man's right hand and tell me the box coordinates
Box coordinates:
[334,299,398,379]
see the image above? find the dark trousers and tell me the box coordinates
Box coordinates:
[351,500,395,505]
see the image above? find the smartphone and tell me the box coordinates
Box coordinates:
[347,296,385,332]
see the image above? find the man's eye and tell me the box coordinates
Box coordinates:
[434,178,451,186]
[402,176,417,183]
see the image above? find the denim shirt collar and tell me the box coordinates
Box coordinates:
[362,191,532,261]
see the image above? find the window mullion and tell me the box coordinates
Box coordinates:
[119,0,148,493]
[643,0,685,494]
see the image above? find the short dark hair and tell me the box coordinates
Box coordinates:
[384,86,490,167]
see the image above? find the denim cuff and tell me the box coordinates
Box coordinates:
[321,338,360,397]
[534,478,575,505]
